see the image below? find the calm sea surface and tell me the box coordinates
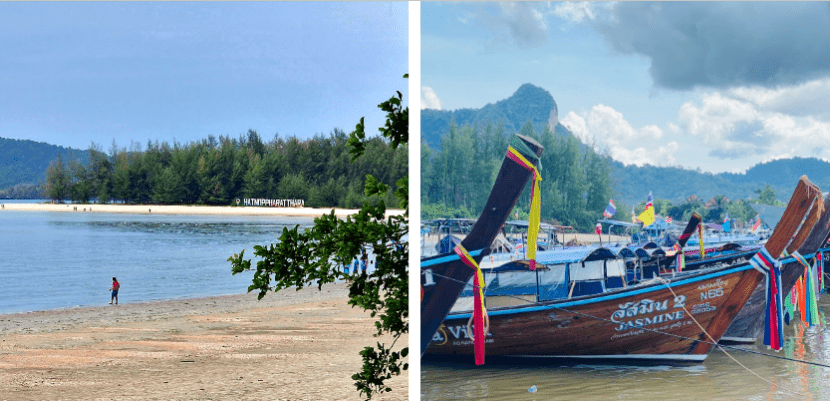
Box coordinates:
[0,202,319,314]
[423,298,830,400]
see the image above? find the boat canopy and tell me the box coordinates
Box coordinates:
[606,246,638,259]
[536,246,617,265]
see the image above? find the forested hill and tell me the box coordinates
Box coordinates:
[424,83,830,206]
[0,137,88,189]
[422,83,569,149]
[612,157,830,205]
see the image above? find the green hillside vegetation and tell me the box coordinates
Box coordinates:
[43,129,407,208]
[0,137,88,196]
[422,121,613,232]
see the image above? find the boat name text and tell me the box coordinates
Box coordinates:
[611,296,686,332]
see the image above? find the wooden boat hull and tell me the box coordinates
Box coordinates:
[426,263,763,362]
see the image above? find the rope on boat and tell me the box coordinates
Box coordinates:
[428,270,830,375]
[654,278,793,396]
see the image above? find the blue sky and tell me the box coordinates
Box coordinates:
[421,2,830,174]
[0,2,407,151]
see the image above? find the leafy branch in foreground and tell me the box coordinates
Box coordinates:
[230,74,408,399]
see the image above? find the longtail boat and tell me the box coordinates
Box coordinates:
[721,191,830,343]
[424,176,822,363]
[421,134,544,356]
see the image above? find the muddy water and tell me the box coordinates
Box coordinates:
[423,298,830,400]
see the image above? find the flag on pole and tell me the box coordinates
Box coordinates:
[722,212,731,233]
[595,222,602,235]
[637,191,655,227]
[603,199,616,218]
[751,214,762,233]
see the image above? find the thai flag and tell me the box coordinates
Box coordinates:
[646,191,653,210]
[603,199,616,218]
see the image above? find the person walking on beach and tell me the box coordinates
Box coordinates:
[109,277,120,305]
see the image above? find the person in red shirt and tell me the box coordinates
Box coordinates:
[109,277,120,305]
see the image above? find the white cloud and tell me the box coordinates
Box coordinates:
[561,104,676,166]
[677,89,830,161]
[726,78,830,120]
[553,2,615,23]
[421,86,442,110]
[553,2,596,23]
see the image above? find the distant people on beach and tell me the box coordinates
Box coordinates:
[109,277,120,305]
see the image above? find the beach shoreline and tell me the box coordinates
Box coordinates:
[0,202,405,218]
[0,283,408,400]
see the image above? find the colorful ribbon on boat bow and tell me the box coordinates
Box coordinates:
[790,251,819,326]
[454,243,487,365]
[671,243,685,272]
[750,247,784,350]
[818,251,825,296]
[506,146,541,270]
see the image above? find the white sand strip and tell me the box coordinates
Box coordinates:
[0,202,405,218]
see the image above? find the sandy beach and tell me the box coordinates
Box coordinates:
[0,284,408,400]
[0,203,405,219]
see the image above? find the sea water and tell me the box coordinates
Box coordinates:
[0,204,322,314]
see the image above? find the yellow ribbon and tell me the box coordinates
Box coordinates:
[507,146,542,270]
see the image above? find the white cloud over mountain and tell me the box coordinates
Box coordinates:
[561,104,677,166]
[421,86,442,110]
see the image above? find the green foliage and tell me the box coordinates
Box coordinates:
[230,76,408,400]
[754,185,778,205]
[276,173,309,200]
[38,129,405,207]
[45,154,70,202]
[421,202,474,219]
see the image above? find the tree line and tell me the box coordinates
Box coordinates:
[422,121,781,232]
[44,129,407,208]
[421,121,614,232]
[637,185,781,230]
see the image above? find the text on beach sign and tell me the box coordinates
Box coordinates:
[236,198,305,207]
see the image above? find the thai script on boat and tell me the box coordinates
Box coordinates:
[692,302,717,314]
[235,198,305,207]
[611,296,686,332]
[696,279,727,291]
[611,329,645,340]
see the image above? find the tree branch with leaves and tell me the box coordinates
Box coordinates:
[229,74,408,400]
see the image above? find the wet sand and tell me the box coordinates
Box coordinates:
[0,203,404,218]
[0,284,408,400]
